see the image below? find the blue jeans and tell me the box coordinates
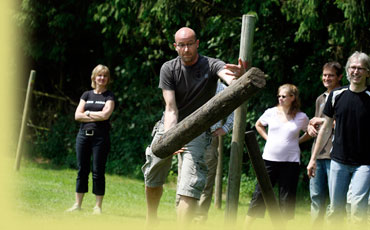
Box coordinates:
[328,160,370,224]
[310,159,331,224]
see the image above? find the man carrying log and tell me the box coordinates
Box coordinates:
[142,27,246,225]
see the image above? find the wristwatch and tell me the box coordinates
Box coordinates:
[85,110,90,117]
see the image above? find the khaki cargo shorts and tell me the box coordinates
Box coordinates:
[142,119,211,199]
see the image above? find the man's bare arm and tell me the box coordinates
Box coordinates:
[307,115,334,178]
[162,89,178,132]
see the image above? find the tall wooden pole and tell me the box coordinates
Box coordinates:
[225,14,256,222]
[15,70,36,171]
[214,135,224,209]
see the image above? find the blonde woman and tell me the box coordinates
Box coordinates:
[245,84,309,226]
[66,64,115,214]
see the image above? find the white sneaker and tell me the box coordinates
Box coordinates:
[92,206,102,215]
[66,203,81,212]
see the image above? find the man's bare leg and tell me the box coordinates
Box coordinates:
[177,195,197,224]
[146,186,163,224]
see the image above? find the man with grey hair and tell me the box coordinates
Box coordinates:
[307,51,370,225]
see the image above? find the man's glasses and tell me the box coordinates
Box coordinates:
[176,42,196,49]
[349,66,368,72]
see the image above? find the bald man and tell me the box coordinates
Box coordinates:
[142,27,246,224]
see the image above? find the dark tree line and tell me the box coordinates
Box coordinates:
[16,1,370,192]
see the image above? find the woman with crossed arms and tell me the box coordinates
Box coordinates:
[66,64,115,214]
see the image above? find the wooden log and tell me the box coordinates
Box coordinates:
[245,131,284,227]
[225,14,256,221]
[151,67,265,158]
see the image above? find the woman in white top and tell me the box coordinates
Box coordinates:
[245,84,309,225]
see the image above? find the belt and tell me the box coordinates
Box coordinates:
[85,130,94,136]
[81,128,109,137]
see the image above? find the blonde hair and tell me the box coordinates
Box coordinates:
[278,84,301,118]
[91,64,110,89]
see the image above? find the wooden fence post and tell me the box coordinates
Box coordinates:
[245,131,284,228]
[214,135,224,209]
[225,14,256,222]
[15,70,36,171]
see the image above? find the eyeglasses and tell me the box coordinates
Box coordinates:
[349,66,368,72]
[176,42,196,49]
[277,95,291,99]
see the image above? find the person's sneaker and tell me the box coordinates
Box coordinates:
[92,206,102,215]
[66,203,81,212]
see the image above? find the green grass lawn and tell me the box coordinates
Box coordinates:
[13,160,317,230]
